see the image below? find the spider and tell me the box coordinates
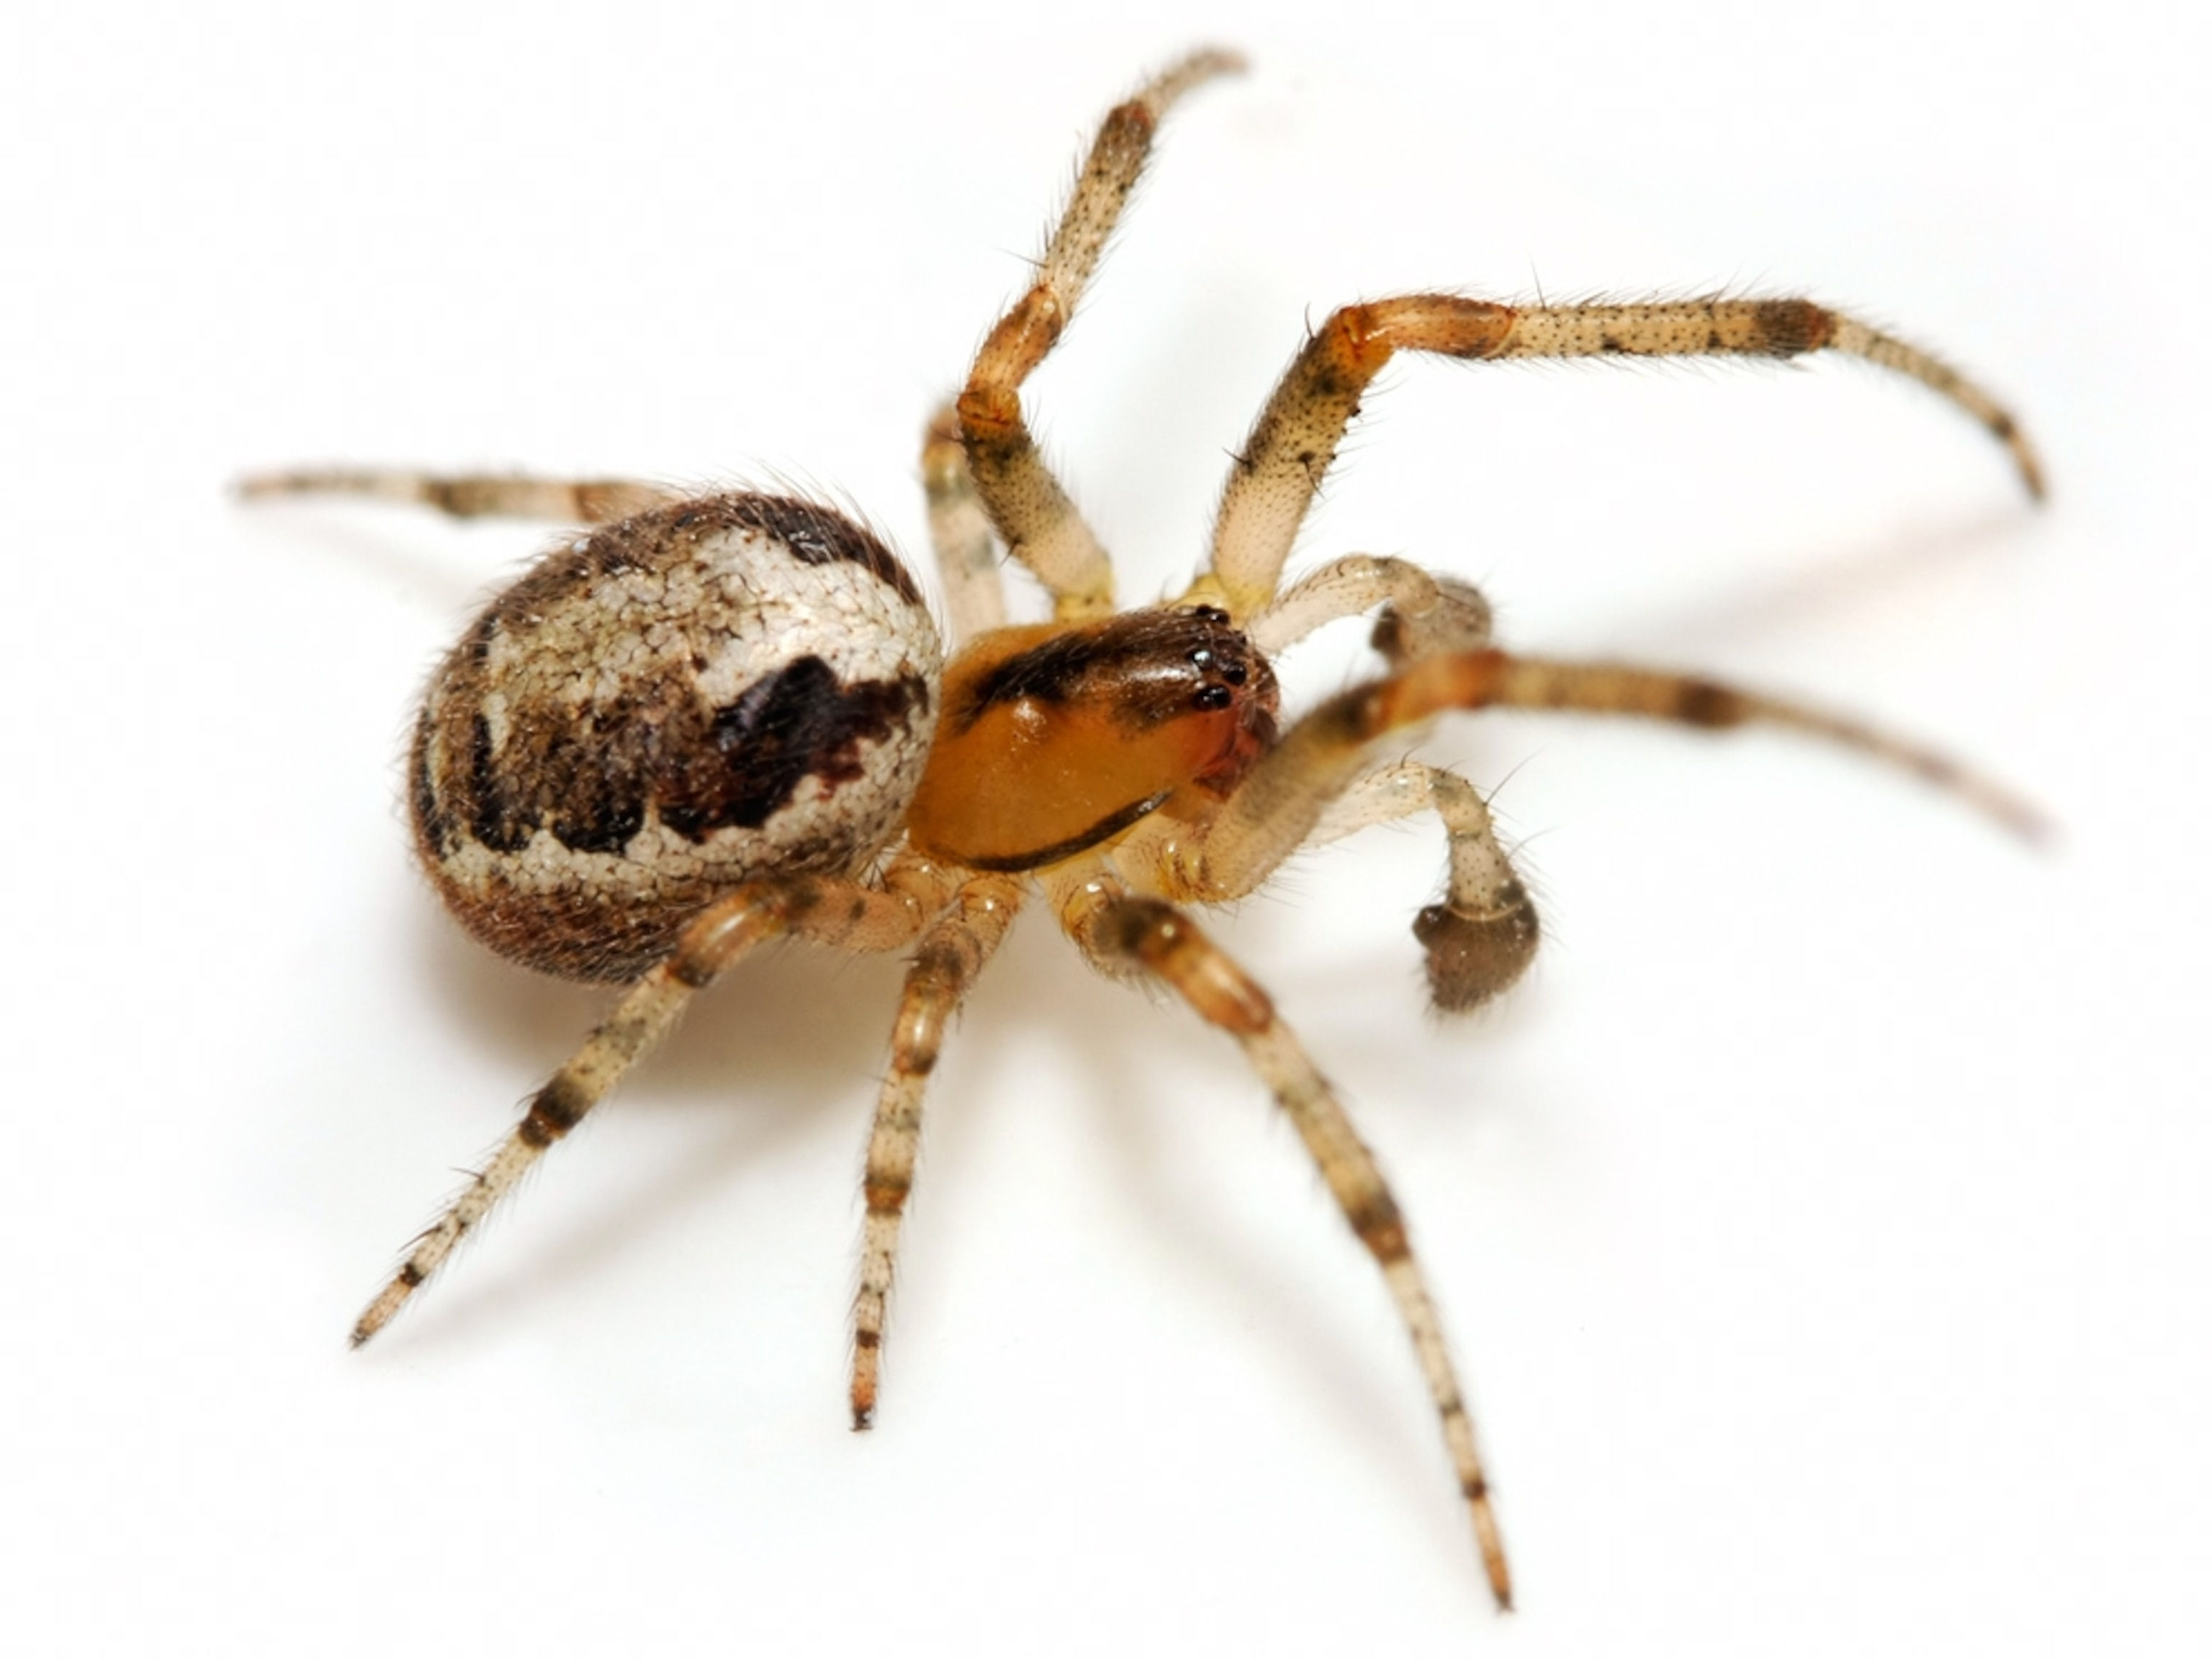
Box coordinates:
[242,50,2042,1609]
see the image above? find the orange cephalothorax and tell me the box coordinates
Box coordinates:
[906,605,1280,871]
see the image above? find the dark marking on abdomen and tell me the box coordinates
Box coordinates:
[466,713,534,854]
[657,657,930,842]
[424,657,928,857]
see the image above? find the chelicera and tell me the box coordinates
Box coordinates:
[243,50,2042,1607]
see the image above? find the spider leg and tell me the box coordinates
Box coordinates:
[351,867,950,1348]
[958,48,1243,621]
[1136,645,2043,922]
[921,402,1008,646]
[1462,651,2049,838]
[1048,867,1514,1611]
[850,871,1025,1428]
[237,466,682,525]
[1205,294,2044,618]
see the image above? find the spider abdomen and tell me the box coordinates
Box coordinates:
[411,492,942,982]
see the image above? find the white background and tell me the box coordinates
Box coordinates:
[4,2,2205,1655]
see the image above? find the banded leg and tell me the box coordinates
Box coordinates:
[921,402,1007,645]
[1207,294,2046,618]
[238,466,681,525]
[850,872,1025,1428]
[958,48,1243,620]
[1050,868,1513,1610]
[351,868,948,1348]
[1141,645,2044,913]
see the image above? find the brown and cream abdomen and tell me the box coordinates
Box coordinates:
[411,493,942,980]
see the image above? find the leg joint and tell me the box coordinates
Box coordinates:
[521,1074,588,1145]
[1346,1190,1408,1262]
[1750,297,1837,356]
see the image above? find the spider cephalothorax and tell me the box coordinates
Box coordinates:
[908,604,1280,872]
[243,48,2041,1609]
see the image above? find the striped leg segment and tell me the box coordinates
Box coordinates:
[921,402,1008,646]
[351,872,943,1348]
[1052,871,1513,1610]
[1208,294,2045,618]
[850,872,1025,1428]
[1460,652,2051,841]
[237,467,683,525]
[958,48,1244,620]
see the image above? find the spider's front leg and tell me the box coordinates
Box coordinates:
[1174,643,2046,886]
[352,865,950,1348]
[1202,294,2045,620]
[1047,865,1514,1610]
[1126,636,2044,1011]
[958,48,1242,620]
[238,466,683,525]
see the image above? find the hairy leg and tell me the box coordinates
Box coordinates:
[1138,646,2043,914]
[921,402,1007,645]
[958,49,1243,619]
[1048,866,1514,1609]
[351,865,951,1348]
[850,871,1025,1427]
[1208,294,2044,618]
[238,467,681,525]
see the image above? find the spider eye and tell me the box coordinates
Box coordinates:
[1220,662,1247,686]
[1192,684,1233,711]
[1192,604,1229,625]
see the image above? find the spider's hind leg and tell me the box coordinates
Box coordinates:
[351,868,947,1348]
[238,467,682,525]
[1049,867,1514,1610]
[920,402,1007,646]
